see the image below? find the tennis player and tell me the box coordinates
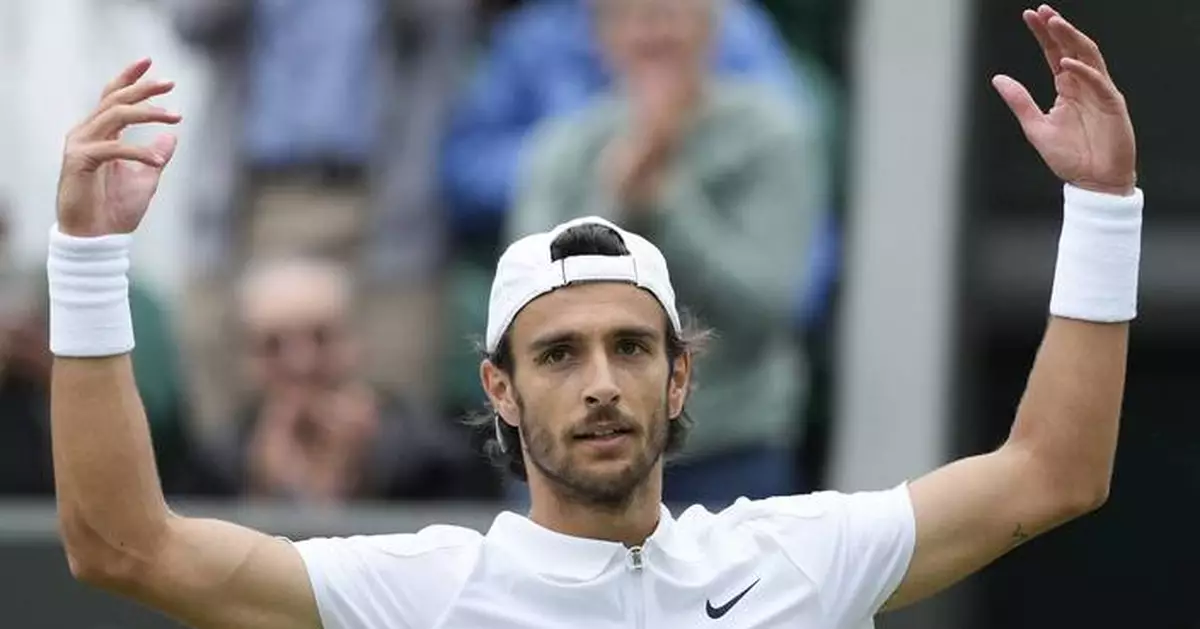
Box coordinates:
[45,5,1139,628]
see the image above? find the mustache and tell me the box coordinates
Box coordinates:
[570,405,638,436]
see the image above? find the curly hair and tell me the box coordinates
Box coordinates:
[465,222,712,482]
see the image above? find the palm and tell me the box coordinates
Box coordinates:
[56,59,180,238]
[993,6,1136,195]
[94,142,170,233]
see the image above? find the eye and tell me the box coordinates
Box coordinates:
[616,339,648,356]
[537,345,572,366]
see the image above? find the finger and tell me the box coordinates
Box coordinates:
[80,104,182,141]
[1047,15,1109,77]
[1060,57,1124,109]
[992,74,1046,134]
[1036,4,1061,19]
[99,58,152,102]
[149,133,179,167]
[97,79,176,113]
[67,141,169,172]
[1023,9,1064,75]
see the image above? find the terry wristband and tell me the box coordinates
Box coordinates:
[46,224,135,357]
[1049,183,1144,323]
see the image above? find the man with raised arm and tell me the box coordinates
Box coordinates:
[48,5,1140,628]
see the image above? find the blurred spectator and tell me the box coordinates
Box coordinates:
[437,0,816,435]
[440,0,801,241]
[200,258,494,503]
[507,0,829,506]
[165,0,473,439]
[0,202,203,496]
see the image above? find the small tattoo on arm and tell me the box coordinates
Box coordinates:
[1011,523,1030,546]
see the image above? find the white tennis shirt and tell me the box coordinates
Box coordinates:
[292,483,915,628]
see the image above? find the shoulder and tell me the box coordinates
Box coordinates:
[291,525,484,629]
[674,488,915,625]
[726,484,914,540]
[675,489,856,541]
[292,523,483,573]
[679,484,915,571]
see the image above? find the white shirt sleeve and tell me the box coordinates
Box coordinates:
[288,525,482,629]
[738,483,917,626]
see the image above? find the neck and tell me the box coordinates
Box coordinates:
[526,470,664,547]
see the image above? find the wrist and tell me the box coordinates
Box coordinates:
[1068,177,1137,198]
[55,220,112,239]
[1049,184,1143,322]
[46,224,136,357]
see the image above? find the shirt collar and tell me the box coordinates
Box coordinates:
[485,504,702,580]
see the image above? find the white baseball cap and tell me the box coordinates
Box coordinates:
[485,216,682,353]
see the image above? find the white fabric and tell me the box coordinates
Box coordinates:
[1049,184,1144,322]
[486,216,681,352]
[46,224,136,357]
[292,484,916,628]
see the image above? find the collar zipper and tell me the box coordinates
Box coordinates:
[628,545,644,571]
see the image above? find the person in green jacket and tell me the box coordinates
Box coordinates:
[506,0,831,506]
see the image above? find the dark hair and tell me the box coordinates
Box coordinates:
[468,222,711,482]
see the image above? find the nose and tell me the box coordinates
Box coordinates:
[280,337,321,379]
[583,352,621,408]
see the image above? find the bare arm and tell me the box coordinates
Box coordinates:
[886,318,1125,608]
[881,6,1140,610]
[54,357,318,628]
[50,60,319,629]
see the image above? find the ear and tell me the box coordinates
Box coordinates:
[481,359,520,428]
[666,351,692,420]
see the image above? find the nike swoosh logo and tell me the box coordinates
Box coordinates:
[706,578,760,619]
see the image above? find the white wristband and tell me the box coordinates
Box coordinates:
[1049,184,1143,323]
[46,224,135,357]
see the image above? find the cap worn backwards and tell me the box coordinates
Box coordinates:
[485,216,682,353]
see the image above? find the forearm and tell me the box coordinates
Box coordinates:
[1004,317,1126,506]
[1002,185,1142,512]
[52,355,171,576]
[46,226,173,578]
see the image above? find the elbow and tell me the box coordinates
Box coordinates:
[1064,480,1111,517]
[60,511,168,591]
[1009,444,1113,523]
[66,550,121,589]
[1043,475,1111,524]
[61,517,133,589]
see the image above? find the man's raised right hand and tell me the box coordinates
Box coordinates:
[56,58,181,238]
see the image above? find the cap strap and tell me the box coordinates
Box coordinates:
[557,255,638,287]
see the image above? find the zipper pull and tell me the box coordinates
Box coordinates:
[628,545,644,571]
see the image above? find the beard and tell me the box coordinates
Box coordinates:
[518,392,670,511]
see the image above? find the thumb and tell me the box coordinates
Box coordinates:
[150,133,178,168]
[992,75,1045,137]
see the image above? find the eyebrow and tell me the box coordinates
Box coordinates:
[526,325,661,353]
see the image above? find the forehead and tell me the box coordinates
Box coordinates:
[509,282,668,346]
[241,274,347,330]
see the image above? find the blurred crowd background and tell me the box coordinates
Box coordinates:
[0,1,1197,628]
